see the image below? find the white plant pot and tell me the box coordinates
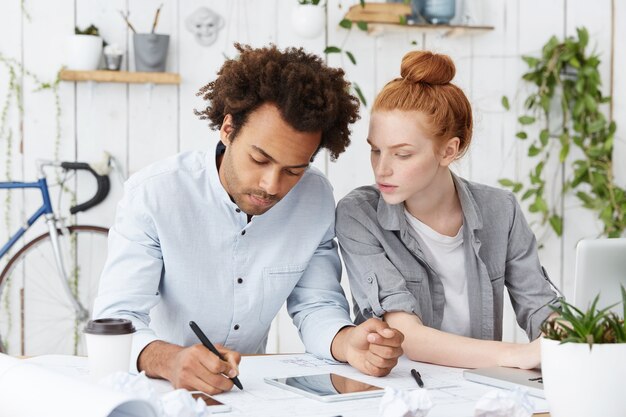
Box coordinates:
[541,338,626,417]
[66,35,103,71]
[291,4,326,39]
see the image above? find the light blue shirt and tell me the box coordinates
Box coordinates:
[93,149,353,372]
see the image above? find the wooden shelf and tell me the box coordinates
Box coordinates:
[344,3,494,38]
[366,22,495,37]
[59,70,181,85]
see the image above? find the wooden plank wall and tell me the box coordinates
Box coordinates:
[0,0,624,353]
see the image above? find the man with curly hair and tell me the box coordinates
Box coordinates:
[94,44,403,395]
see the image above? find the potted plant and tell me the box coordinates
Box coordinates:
[291,0,326,39]
[66,24,103,71]
[499,27,625,238]
[541,287,626,417]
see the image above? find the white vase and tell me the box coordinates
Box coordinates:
[66,35,103,71]
[291,4,325,39]
[541,338,626,417]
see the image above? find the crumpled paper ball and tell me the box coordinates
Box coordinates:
[161,389,211,417]
[99,371,210,417]
[474,388,534,417]
[378,386,433,417]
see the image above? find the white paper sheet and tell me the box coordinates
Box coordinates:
[0,354,157,417]
[3,353,549,417]
[210,354,550,417]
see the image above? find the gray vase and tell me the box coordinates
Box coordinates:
[133,33,169,72]
[422,0,455,25]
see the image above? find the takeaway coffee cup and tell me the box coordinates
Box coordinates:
[84,318,135,380]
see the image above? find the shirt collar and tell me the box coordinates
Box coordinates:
[207,141,238,208]
[376,171,483,232]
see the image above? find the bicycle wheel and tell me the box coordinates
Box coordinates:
[0,225,109,356]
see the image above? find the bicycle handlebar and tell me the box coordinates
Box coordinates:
[60,162,111,214]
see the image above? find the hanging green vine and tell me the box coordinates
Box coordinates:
[324,0,368,105]
[0,52,70,351]
[499,27,624,238]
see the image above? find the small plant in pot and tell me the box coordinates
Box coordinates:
[66,24,104,71]
[291,0,326,39]
[541,286,626,417]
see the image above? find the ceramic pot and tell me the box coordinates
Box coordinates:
[66,35,103,70]
[291,4,325,39]
[541,338,626,417]
[133,33,170,72]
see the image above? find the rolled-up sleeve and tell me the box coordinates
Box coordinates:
[287,219,354,360]
[336,199,420,321]
[92,181,163,373]
[505,193,560,340]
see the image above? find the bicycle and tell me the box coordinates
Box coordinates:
[0,156,120,356]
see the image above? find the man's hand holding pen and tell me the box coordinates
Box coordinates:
[169,342,242,394]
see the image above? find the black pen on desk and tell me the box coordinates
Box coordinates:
[411,368,424,388]
[189,320,244,390]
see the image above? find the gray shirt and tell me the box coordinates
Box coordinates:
[335,173,559,341]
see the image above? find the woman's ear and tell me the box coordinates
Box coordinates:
[220,114,234,146]
[439,137,460,167]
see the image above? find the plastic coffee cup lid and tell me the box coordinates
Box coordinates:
[84,318,136,335]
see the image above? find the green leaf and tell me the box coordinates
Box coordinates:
[522,189,536,201]
[577,27,589,50]
[360,0,365,7]
[576,191,595,207]
[498,179,516,188]
[339,18,353,29]
[399,15,407,25]
[501,96,510,111]
[324,46,341,54]
[569,57,581,69]
[549,214,563,236]
[528,145,541,157]
[516,131,528,139]
[539,129,550,146]
[584,94,597,112]
[521,56,540,67]
[353,83,367,107]
[573,99,585,117]
[513,183,523,193]
[559,143,570,163]
[518,115,536,125]
[535,195,548,213]
[587,119,604,133]
[345,51,356,65]
[356,21,368,31]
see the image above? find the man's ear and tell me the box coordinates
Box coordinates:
[439,136,460,167]
[220,114,234,146]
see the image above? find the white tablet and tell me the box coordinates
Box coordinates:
[264,373,384,402]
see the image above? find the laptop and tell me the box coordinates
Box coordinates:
[574,238,626,312]
[463,367,544,398]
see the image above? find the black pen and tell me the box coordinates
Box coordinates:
[410,368,424,388]
[189,320,244,390]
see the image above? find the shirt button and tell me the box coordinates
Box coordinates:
[367,276,373,283]
[241,230,246,236]
[235,208,241,213]
[237,278,243,284]
[234,324,240,330]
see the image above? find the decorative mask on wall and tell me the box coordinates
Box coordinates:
[185,7,224,47]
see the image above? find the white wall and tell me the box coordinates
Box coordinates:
[1,0,624,353]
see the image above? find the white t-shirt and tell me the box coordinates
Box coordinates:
[405,209,471,337]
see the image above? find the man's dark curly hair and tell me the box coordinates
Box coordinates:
[194,43,360,160]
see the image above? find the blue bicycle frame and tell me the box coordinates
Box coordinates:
[0,178,54,260]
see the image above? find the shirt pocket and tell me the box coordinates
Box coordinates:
[259,264,306,325]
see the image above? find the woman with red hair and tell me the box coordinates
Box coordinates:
[336,51,559,369]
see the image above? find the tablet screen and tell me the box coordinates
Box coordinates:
[270,373,383,397]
